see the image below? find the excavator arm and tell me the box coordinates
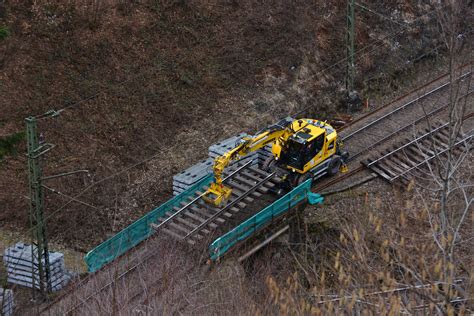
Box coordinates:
[202,119,293,206]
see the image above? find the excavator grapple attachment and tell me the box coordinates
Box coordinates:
[202,182,232,207]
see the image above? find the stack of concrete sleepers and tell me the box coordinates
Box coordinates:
[208,132,260,166]
[3,243,71,292]
[207,134,279,173]
[0,288,13,316]
[172,133,276,195]
[173,158,214,196]
[173,133,254,196]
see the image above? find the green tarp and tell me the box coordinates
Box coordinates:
[308,192,324,205]
[208,179,323,261]
[84,173,324,272]
[84,174,214,273]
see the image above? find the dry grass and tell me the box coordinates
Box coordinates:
[0,0,452,249]
[44,172,472,315]
[2,1,471,313]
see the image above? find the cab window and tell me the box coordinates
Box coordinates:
[304,133,325,162]
[327,140,334,150]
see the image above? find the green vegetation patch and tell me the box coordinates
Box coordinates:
[0,25,10,40]
[0,132,25,160]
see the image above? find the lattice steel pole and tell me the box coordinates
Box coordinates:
[346,0,356,94]
[26,116,51,298]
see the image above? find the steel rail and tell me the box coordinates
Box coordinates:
[367,111,473,168]
[63,246,196,315]
[386,133,473,181]
[319,113,474,193]
[341,71,472,141]
[366,124,451,167]
[184,172,276,239]
[121,262,196,315]
[347,90,473,162]
[312,165,366,192]
[153,159,254,231]
[337,65,472,133]
[41,66,474,315]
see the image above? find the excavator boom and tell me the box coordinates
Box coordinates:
[202,119,292,206]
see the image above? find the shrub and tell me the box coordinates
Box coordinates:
[0,25,10,40]
[0,132,25,160]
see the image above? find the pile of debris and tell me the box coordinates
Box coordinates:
[3,243,72,292]
[0,288,14,316]
[173,133,272,195]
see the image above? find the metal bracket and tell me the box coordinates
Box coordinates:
[29,143,55,158]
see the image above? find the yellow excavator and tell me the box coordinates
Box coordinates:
[202,117,349,206]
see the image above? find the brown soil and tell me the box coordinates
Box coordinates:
[1,1,472,314]
[0,1,454,250]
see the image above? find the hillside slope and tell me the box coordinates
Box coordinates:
[0,0,443,248]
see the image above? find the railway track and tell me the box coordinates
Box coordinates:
[41,66,473,315]
[119,109,473,313]
[340,71,471,147]
[45,161,283,315]
[364,115,473,185]
[152,161,282,245]
[347,90,473,162]
[313,70,472,192]
[338,69,472,135]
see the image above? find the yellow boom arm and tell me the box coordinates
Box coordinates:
[202,127,289,206]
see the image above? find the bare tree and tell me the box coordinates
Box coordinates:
[413,1,473,313]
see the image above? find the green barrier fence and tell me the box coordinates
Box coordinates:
[209,179,324,261]
[84,174,214,273]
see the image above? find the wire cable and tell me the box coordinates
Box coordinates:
[12,3,454,260]
[21,2,452,246]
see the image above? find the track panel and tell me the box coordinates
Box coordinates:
[365,121,472,183]
[153,162,280,244]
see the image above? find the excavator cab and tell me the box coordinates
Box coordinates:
[277,124,328,174]
[280,132,325,171]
